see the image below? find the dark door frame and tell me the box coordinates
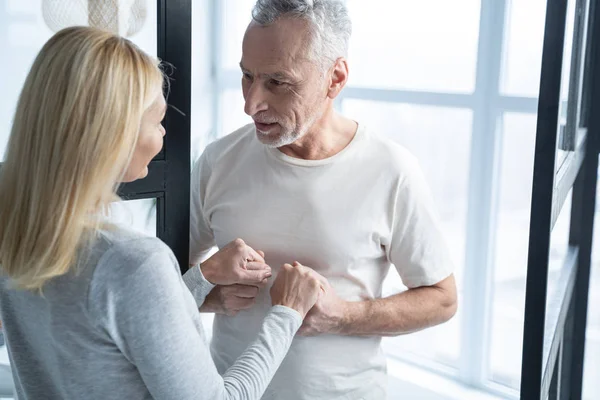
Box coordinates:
[520,0,599,398]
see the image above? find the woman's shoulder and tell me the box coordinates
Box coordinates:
[85,225,183,324]
[97,224,168,251]
[90,225,177,277]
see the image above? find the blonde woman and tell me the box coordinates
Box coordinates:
[0,27,322,400]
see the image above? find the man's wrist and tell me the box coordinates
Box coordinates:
[199,286,225,314]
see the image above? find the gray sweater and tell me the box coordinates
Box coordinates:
[0,227,301,399]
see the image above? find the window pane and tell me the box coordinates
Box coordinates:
[220,0,255,70]
[583,184,600,399]
[343,100,472,367]
[346,0,481,93]
[556,0,580,169]
[501,0,547,97]
[489,112,572,389]
[192,0,215,163]
[0,0,157,161]
[108,198,157,237]
[489,112,534,388]
[219,89,252,138]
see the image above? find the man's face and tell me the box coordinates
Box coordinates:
[240,18,329,147]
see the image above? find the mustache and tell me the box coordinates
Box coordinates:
[253,114,279,124]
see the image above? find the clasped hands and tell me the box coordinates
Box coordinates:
[199,239,349,336]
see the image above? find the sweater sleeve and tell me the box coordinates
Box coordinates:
[182,264,216,306]
[88,242,301,400]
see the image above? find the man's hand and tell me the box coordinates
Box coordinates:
[294,262,350,336]
[200,239,271,286]
[201,283,266,316]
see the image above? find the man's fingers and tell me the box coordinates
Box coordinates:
[257,250,265,258]
[224,284,259,299]
[245,246,265,263]
[228,296,256,310]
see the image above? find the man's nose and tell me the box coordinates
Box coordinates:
[244,83,269,116]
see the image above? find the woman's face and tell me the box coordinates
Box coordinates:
[122,94,167,182]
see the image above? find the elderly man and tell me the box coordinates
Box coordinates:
[190,0,457,399]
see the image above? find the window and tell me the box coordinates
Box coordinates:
[346,0,481,93]
[584,198,600,400]
[0,1,157,162]
[489,112,536,388]
[489,110,574,388]
[501,0,547,97]
[219,89,251,138]
[108,199,158,237]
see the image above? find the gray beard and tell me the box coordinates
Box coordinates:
[257,110,322,148]
[256,128,305,148]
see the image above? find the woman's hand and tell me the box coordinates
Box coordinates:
[270,262,323,319]
[200,239,271,286]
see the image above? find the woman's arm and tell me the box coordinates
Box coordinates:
[89,244,317,400]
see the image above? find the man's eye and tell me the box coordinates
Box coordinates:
[243,73,253,80]
[271,79,285,86]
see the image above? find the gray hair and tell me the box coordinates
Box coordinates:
[252,0,352,68]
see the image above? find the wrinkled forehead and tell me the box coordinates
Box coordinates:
[241,17,316,73]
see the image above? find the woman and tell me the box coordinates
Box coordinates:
[0,26,322,399]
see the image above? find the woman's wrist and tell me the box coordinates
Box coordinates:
[198,259,217,285]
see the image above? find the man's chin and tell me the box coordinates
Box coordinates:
[255,133,284,148]
[255,128,282,146]
[256,129,306,148]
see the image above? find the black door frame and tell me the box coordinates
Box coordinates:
[118,0,192,273]
[520,0,599,398]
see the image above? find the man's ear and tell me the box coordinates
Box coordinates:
[327,58,349,100]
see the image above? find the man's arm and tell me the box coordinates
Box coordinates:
[298,268,456,336]
[304,153,457,336]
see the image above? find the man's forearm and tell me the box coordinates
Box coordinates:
[339,278,457,337]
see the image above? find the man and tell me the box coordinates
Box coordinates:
[189,1,457,399]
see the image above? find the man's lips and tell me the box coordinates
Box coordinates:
[254,121,278,132]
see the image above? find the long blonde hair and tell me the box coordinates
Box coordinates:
[0,26,164,291]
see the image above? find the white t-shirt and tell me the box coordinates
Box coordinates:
[190,123,453,400]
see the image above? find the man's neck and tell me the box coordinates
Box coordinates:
[277,112,358,161]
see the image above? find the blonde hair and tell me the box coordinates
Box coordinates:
[0,26,164,291]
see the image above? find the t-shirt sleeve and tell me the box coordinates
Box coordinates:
[88,240,302,400]
[190,149,217,265]
[386,157,454,288]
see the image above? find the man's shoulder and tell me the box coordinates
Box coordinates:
[202,123,256,164]
[362,128,421,178]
